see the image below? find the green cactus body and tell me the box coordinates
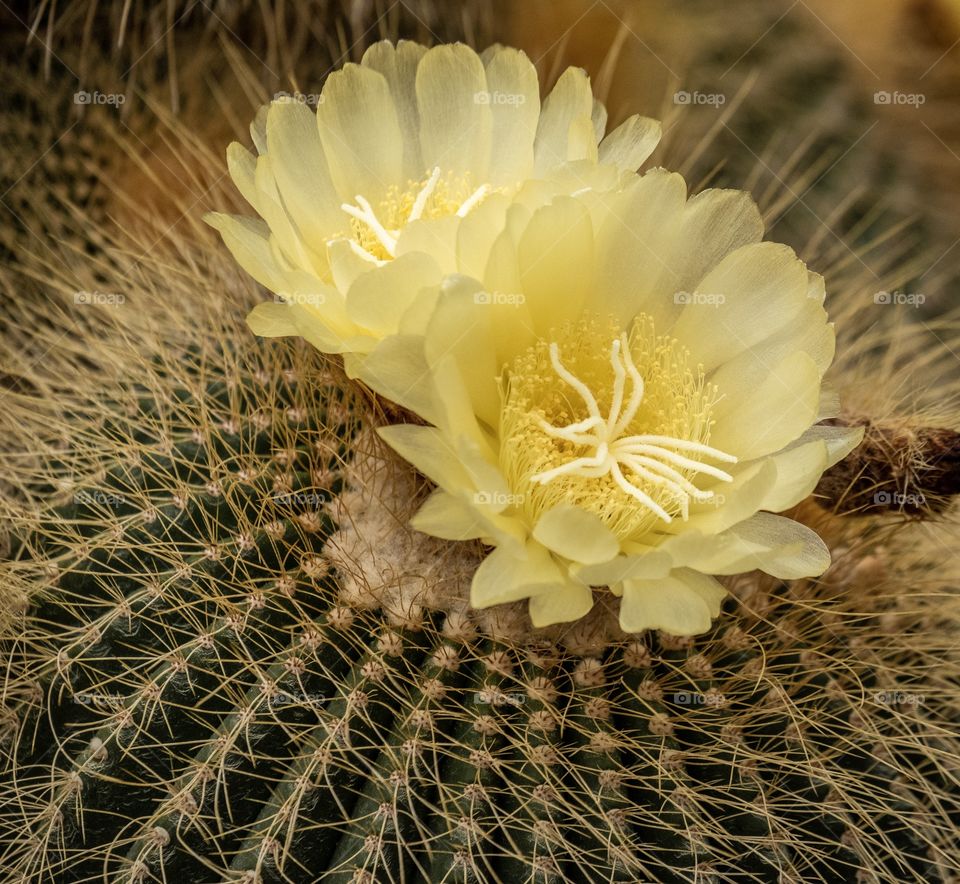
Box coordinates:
[1,340,955,881]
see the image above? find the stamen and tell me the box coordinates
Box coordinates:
[340,195,398,257]
[346,239,388,266]
[610,462,672,522]
[456,184,490,217]
[408,166,442,222]
[547,343,602,423]
[531,337,738,523]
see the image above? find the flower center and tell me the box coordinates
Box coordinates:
[501,317,737,536]
[338,166,491,264]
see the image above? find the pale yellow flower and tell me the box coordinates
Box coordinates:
[205,40,660,356]
[366,171,864,635]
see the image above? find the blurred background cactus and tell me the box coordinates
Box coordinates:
[2,0,959,881]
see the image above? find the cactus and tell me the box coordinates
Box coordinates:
[2,1,960,882]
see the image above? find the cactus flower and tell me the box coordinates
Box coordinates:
[206,40,660,356]
[366,172,864,635]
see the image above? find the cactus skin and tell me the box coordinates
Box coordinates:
[1,322,958,883]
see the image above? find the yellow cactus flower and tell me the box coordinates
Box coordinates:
[206,40,660,356]
[366,171,864,635]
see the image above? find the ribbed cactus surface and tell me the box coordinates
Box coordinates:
[1,332,957,883]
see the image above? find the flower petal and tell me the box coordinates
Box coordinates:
[659,512,831,579]
[347,336,439,425]
[471,541,564,607]
[533,67,594,175]
[226,142,260,212]
[481,46,540,186]
[266,99,342,246]
[593,170,688,327]
[573,549,673,585]
[598,114,661,171]
[528,582,594,627]
[360,40,427,180]
[317,63,403,202]
[619,571,724,635]
[709,351,822,461]
[518,196,595,339]
[532,504,621,565]
[246,301,299,337]
[670,242,808,372]
[346,251,442,336]
[204,213,285,291]
[411,488,488,541]
[416,44,492,181]
[424,281,501,429]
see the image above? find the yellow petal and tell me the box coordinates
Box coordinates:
[376,424,501,500]
[266,99,341,247]
[246,302,298,337]
[533,66,594,175]
[346,251,442,336]
[528,582,594,627]
[424,283,500,430]
[360,40,427,180]
[482,46,540,186]
[573,549,672,585]
[532,504,620,565]
[619,572,723,635]
[411,488,487,541]
[593,170,688,327]
[659,512,831,579]
[226,142,260,212]
[661,458,777,536]
[709,351,822,461]
[518,196,595,339]
[756,424,863,513]
[670,242,808,372]
[455,192,511,281]
[317,63,403,202]
[395,215,460,275]
[204,213,285,291]
[250,104,268,154]
[252,155,323,275]
[707,299,834,400]
[416,44,492,181]
[566,114,599,163]
[598,114,661,171]
[347,337,438,425]
[471,541,564,607]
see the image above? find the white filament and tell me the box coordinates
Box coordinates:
[340,166,489,260]
[530,334,737,523]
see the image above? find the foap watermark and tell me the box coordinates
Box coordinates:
[474,689,526,707]
[672,691,725,707]
[273,90,324,106]
[73,691,125,709]
[874,290,925,307]
[267,691,328,708]
[74,90,126,106]
[474,291,525,307]
[674,290,725,307]
[874,490,926,508]
[74,290,124,306]
[874,90,925,107]
[74,490,127,507]
[272,491,327,507]
[474,490,525,507]
[275,291,326,307]
[674,90,726,107]
[874,690,925,707]
[474,90,527,106]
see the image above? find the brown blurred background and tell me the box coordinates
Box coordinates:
[2,0,960,307]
